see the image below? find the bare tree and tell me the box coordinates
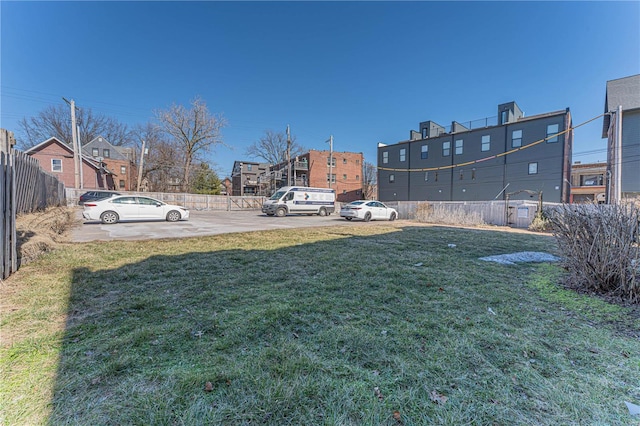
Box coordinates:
[17,104,130,148]
[245,129,306,165]
[362,161,377,200]
[155,97,226,192]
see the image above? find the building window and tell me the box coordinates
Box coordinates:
[103,149,110,158]
[343,158,347,164]
[389,174,395,183]
[421,144,428,159]
[472,168,476,180]
[343,174,347,180]
[435,172,439,182]
[327,174,336,183]
[399,148,406,162]
[501,110,508,124]
[52,159,62,172]
[121,166,126,174]
[343,190,347,194]
[356,175,360,181]
[459,170,464,180]
[481,135,490,152]
[382,151,388,164]
[247,164,252,171]
[512,130,522,148]
[355,159,360,165]
[580,174,604,186]
[424,172,429,182]
[442,141,451,157]
[455,139,463,155]
[528,162,538,174]
[119,180,125,188]
[92,148,99,157]
[547,124,559,143]
[327,157,336,166]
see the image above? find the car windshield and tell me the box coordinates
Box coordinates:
[269,191,287,200]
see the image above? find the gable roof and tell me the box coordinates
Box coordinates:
[23,136,73,155]
[602,74,640,137]
[83,136,129,161]
[23,136,108,172]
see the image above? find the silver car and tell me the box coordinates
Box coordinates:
[340,200,398,222]
[82,195,190,224]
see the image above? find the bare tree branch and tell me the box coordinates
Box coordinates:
[16,104,131,148]
[245,129,306,165]
[155,97,226,192]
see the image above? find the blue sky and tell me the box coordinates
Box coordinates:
[2,1,639,178]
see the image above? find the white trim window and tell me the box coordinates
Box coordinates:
[512,130,522,148]
[399,148,406,162]
[442,141,451,157]
[389,174,395,183]
[421,144,428,159]
[382,151,389,164]
[546,124,559,143]
[481,135,490,152]
[52,159,62,172]
[455,139,463,155]
[528,162,538,174]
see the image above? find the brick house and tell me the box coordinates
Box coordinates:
[24,137,113,189]
[83,136,137,191]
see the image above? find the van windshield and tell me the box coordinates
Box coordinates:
[269,191,287,200]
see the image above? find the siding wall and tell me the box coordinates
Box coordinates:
[379,110,571,203]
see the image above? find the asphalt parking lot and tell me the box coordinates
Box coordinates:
[72,209,391,242]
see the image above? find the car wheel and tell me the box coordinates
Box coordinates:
[345,217,353,221]
[100,211,119,224]
[389,212,397,221]
[166,210,181,222]
[364,212,372,222]
[318,207,327,216]
[276,207,286,217]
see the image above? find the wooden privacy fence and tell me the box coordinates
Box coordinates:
[65,188,266,211]
[1,138,66,279]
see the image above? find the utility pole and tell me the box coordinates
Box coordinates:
[286,125,292,187]
[326,135,333,189]
[77,124,84,189]
[63,98,80,189]
[615,104,622,203]
[137,140,146,191]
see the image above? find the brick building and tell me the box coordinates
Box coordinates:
[267,149,364,202]
[569,162,606,203]
[24,136,137,190]
[83,136,137,191]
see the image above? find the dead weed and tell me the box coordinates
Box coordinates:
[16,207,78,264]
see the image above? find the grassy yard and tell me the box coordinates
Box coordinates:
[1,224,639,425]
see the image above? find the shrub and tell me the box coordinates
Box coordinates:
[546,203,640,303]
[415,202,485,227]
[528,208,552,232]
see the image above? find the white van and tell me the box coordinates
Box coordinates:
[262,186,336,217]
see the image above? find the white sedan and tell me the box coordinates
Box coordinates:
[340,200,398,222]
[82,195,190,224]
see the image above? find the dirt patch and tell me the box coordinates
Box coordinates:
[16,206,78,264]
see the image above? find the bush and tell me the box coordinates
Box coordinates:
[415,202,485,227]
[528,208,552,232]
[547,203,640,303]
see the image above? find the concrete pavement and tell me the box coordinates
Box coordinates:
[71,208,386,242]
